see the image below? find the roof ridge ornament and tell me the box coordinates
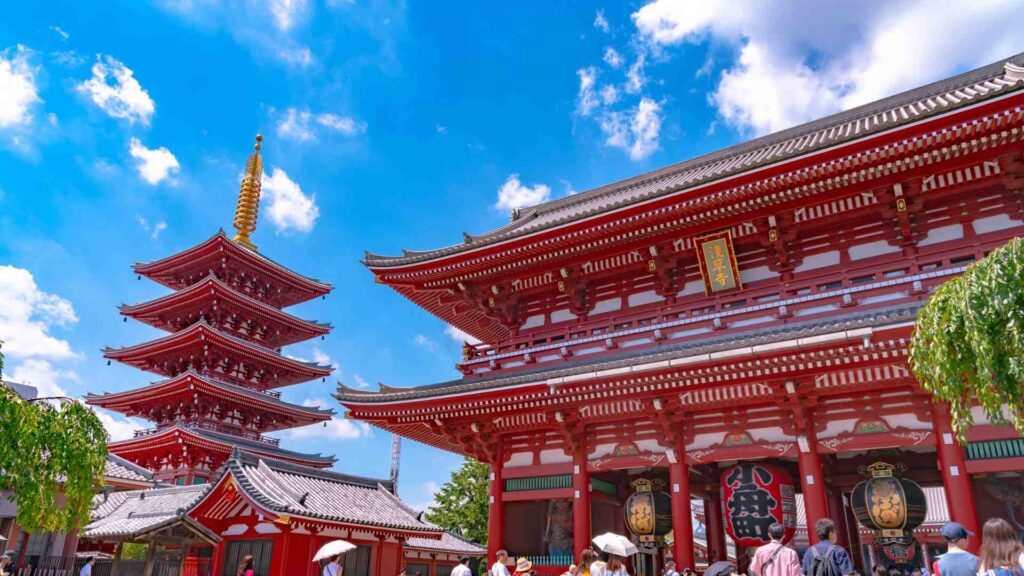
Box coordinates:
[232,134,264,251]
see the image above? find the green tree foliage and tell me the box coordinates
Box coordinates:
[0,343,109,533]
[424,457,490,545]
[910,237,1024,442]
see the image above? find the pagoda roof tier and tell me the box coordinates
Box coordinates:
[364,55,1024,271]
[103,322,333,389]
[133,231,332,308]
[119,275,331,348]
[109,425,336,468]
[86,372,334,432]
[337,302,918,405]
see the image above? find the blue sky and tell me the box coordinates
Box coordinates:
[0,0,1022,511]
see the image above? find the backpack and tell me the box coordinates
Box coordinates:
[810,546,841,576]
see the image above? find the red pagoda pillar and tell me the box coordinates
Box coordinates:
[931,404,980,552]
[488,458,505,563]
[573,433,592,562]
[797,425,829,538]
[669,450,695,570]
[704,490,727,563]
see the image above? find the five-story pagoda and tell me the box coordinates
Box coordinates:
[88,136,337,485]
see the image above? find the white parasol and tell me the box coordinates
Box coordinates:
[313,540,357,562]
[591,532,638,557]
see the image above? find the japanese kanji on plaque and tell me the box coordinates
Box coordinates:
[694,230,742,294]
[720,462,796,547]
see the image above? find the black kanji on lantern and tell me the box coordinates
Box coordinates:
[725,464,778,542]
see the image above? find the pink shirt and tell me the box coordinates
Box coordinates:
[750,542,802,576]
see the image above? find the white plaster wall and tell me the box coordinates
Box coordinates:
[621,337,654,348]
[748,426,790,443]
[522,314,546,329]
[817,418,857,439]
[687,432,727,451]
[973,214,1023,234]
[589,442,618,459]
[849,240,901,261]
[794,304,839,317]
[859,292,905,305]
[882,412,931,430]
[730,315,774,328]
[795,250,840,272]
[670,327,713,339]
[591,298,622,315]
[918,224,964,246]
[551,309,574,324]
[629,290,664,307]
[739,266,777,284]
[635,439,666,453]
[678,279,705,297]
[505,451,534,467]
[540,448,572,464]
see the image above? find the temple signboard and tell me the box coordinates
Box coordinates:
[695,230,742,294]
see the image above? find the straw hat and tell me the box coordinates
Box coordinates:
[515,558,533,573]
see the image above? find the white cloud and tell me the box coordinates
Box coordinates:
[495,174,552,211]
[599,97,663,160]
[625,54,647,94]
[135,215,168,240]
[311,347,339,371]
[436,124,447,134]
[600,84,619,106]
[94,409,146,441]
[444,324,481,346]
[0,265,79,361]
[270,0,309,31]
[316,113,366,137]
[603,47,624,68]
[633,0,1024,136]
[6,359,78,399]
[49,26,70,41]
[412,334,438,352]
[287,415,371,440]
[262,168,320,233]
[77,56,155,124]
[301,397,329,409]
[594,10,611,33]
[576,67,600,117]
[0,45,41,128]
[277,107,365,141]
[405,480,441,513]
[129,138,180,185]
[277,46,314,68]
[352,374,370,389]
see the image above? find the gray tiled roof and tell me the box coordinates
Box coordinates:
[83,484,212,540]
[364,54,1024,267]
[226,454,443,535]
[405,532,485,554]
[336,303,919,403]
[103,454,155,484]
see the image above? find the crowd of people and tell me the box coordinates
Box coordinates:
[487,516,1024,576]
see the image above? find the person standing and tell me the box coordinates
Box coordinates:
[579,550,594,576]
[0,551,16,576]
[750,523,801,576]
[603,554,629,576]
[452,557,473,576]
[933,522,977,576]
[322,554,343,576]
[977,518,1023,576]
[492,551,511,576]
[79,557,96,576]
[663,561,680,576]
[801,519,856,576]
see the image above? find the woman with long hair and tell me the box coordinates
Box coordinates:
[977,518,1023,576]
[604,554,628,576]
[236,555,254,576]
[579,550,594,576]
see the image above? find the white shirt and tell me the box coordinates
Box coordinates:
[80,565,93,576]
[453,565,472,576]
[492,562,511,576]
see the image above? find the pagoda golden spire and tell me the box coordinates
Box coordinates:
[232,134,264,251]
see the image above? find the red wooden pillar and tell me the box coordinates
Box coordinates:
[932,404,980,552]
[826,487,850,548]
[488,456,505,563]
[704,491,727,563]
[797,427,829,539]
[668,452,695,570]
[572,437,592,562]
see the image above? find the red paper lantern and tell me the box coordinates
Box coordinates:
[721,462,797,547]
